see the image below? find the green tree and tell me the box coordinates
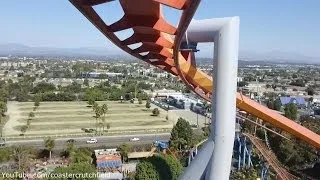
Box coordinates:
[274,99,282,111]
[266,84,271,89]
[28,112,35,120]
[44,137,55,159]
[98,122,104,135]
[0,147,13,163]
[238,81,248,87]
[135,154,183,180]
[101,116,106,133]
[266,100,274,110]
[0,101,7,117]
[306,87,314,96]
[146,101,151,110]
[87,97,95,107]
[49,162,97,180]
[267,99,282,111]
[170,118,193,150]
[138,97,142,104]
[119,143,131,162]
[32,82,56,93]
[71,148,92,163]
[152,108,160,116]
[83,78,89,87]
[284,103,298,120]
[85,88,105,102]
[292,74,298,79]
[12,146,31,171]
[64,141,76,158]
[309,97,314,103]
[94,106,103,133]
[176,138,187,151]
[92,102,99,112]
[106,123,111,132]
[101,103,108,117]
[20,125,28,135]
[230,167,259,180]
[34,99,40,109]
[99,73,107,79]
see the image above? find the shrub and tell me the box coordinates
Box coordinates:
[152,108,160,116]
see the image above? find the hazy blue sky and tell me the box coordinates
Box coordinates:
[1,0,319,57]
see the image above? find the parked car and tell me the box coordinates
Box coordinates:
[86,138,97,144]
[129,137,140,142]
[66,139,76,143]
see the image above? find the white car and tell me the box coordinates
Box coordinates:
[86,138,97,143]
[130,137,140,142]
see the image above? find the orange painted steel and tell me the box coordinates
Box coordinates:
[70,0,320,149]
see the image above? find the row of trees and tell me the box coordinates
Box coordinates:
[20,98,41,135]
[3,73,152,102]
[90,102,110,135]
[266,98,282,111]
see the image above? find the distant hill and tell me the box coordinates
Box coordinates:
[238,50,319,64]
[0,43,127,58]
[0,43,319,64]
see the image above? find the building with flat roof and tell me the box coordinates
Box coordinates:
[94,149,122,172]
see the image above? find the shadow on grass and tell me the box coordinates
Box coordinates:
[150,114,159,117]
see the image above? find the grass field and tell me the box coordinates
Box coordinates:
[7,101,174,136]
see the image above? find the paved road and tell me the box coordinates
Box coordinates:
[4,133,170,149]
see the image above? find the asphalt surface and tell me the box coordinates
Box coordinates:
[3,133,170,149]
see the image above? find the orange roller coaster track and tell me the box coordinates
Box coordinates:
[70,0,320,149]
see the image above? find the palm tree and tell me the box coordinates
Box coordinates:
[92,102,99,112]
[98,122,104,135]
[94,106,102,133]
[101,116,106,133]
[119,143,131,162]
[44,137,55,159]
[101,103,108,117]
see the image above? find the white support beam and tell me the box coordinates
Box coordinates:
[179,16,240,180]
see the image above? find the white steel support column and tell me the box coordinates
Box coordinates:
[179,17,240,180]
[206,17,239,179]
